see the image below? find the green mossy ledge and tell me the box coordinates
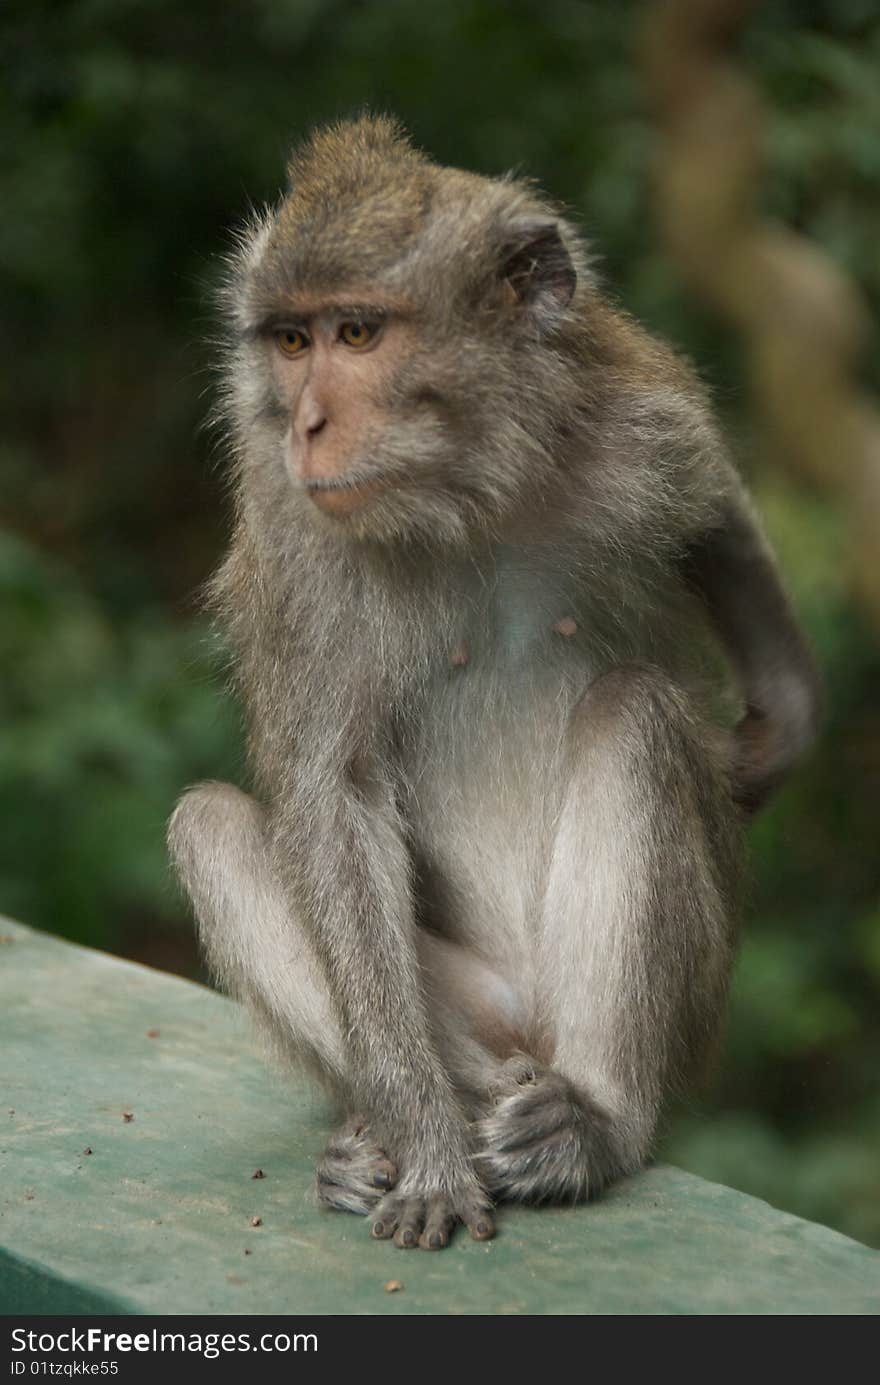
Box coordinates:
[1,918,878,1316]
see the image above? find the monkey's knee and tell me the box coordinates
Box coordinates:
[570,662,742,898]
[169,782,345,1085]
[574,664,733,797]
[572,662,698,745]
[169,782,264,901]
[168,780,264,859]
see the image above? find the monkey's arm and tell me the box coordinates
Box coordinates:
[683,485,822,813]
[270,753,493,1244]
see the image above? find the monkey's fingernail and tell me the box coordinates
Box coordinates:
[473,1221,494,1239]
[427,1232,443,1249]
[400,1228,415,1247]
[373,1170,391,1188]
[372,1221,385,1237]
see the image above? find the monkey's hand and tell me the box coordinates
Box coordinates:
[475,1055,623,1203]
[731,706,801,815]
[369,1168,495,1250]
[315,1117,399,1216]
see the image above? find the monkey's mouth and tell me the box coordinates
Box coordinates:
[304,467,391,517]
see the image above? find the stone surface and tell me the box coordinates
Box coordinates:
[2,918,879,1315]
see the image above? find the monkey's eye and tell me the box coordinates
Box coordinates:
[274,327,309,357]
[339,321,378,349]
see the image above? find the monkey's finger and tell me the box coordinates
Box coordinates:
[315,1175,375,1217]
[418,1198,456,1250]
[477,1131,584,1203]
[481,1095,571,1152]
[393,1198,426,1249]
[371,1156,397,1190]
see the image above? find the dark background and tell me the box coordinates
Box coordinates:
[2,0,879,1245]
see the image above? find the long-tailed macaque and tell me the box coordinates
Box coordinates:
[168,116,820,1250]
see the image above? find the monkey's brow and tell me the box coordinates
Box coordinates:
[252,301,395,335]
[324,302,392,320]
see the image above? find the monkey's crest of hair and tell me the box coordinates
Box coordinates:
[285,114,429,211]
[240,113,590,326]
[274,115,436,290]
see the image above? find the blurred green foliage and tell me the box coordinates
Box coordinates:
[2,1,879,1245]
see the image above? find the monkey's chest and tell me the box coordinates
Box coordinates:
[405,553,602,786]
[400,579,596,952]
[406,614,588,813]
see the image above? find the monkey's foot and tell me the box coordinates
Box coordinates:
[315,1117,398,1215]
[475,1055,619,1204]
[370,1185,495,1251]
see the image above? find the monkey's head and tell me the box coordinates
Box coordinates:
[224,116,590,548]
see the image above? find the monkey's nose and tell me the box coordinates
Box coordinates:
[294,390,328,442]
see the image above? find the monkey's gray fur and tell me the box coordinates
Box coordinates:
[168,116,820,1249]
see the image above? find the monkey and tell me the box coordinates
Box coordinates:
[168,115,820,1252]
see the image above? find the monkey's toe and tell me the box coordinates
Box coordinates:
[315,1117,398,1215]
[370,1188,495,1249]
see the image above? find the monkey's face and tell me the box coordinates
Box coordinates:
[263,294,419,523]
[239,260,582,550]
[228,120,585,549]
[248,291,565,548]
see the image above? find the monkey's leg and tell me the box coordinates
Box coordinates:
[168,783,397,1212]
[476,663,741,1203]
[316,933,519,1218]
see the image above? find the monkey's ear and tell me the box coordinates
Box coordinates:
[500,217,576,323]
